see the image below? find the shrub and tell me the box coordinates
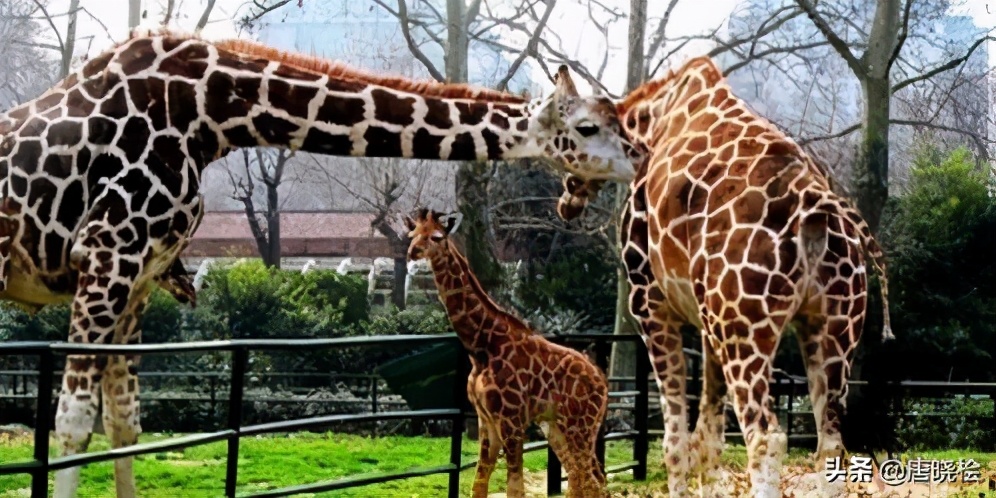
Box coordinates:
[882,146,996,382]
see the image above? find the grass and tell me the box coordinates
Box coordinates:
[1,431,994,497]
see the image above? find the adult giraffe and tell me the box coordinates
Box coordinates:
[536,61,892,497]
[0,29,634,497]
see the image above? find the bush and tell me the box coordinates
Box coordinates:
[882,146,996,382]
[896,396,994,451]
[512,246,617,333]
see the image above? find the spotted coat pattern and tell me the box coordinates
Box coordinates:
[549,58,892,498]
[405,209,609,498]
[0,30,618,498]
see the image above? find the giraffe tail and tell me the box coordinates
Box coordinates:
[802,205,894,343]
[852,214,894,343]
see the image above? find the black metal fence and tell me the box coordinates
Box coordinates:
[0,333,651,498]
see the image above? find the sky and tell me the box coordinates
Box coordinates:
[38,0,996,96]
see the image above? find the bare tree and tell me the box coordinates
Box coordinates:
[0,0,58,108]
[227,149,294,268]
[305,156,454,309]
[711,0,994,231]
[366,0,555,291]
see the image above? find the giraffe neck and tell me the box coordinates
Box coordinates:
[427,242,523,352]
[1,33,544,171]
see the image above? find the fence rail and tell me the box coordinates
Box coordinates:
[0,333,651,498]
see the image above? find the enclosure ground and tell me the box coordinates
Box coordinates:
[0,432,993,497]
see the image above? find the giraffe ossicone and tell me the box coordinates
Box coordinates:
[534,59,894,498]
[405,207,609,498]
[0,29,634,498]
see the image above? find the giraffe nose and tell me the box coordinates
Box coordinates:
[408,246,423,260]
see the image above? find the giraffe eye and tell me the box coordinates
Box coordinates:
[575,124,599,137]
[430,231,445,242]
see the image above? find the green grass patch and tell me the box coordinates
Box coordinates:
[1,432,993,497]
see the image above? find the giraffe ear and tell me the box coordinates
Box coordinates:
[403,215,416,232]
[442,212,463,235]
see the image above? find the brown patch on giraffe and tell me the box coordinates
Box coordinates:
[115,38,157,76]
[268,79,319,119]
[371,89,416,126]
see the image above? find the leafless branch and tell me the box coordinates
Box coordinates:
[30,0,65,57]
[195,0,217,32]
[887,0,914,70]
[794,0,863,75]
[162,0,175,26]
[372,0,446,81]
[892,35,995,93]
[496,0,555,91]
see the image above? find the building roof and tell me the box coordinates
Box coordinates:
[191,211,385,240]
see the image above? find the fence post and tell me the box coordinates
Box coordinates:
[547,443,563,496]
[448,347,468,498]
[786,376,794,451]
[225,347,248,498]
[371,376,379,414]
[634,337,650,481]
[31,350,54,498]
[990,393,996,452]
[545,338,569,495]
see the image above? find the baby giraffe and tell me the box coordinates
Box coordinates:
[405,208,609,498]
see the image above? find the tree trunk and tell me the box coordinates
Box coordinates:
[265,181,281,269]
[128,0,142,29]
[609,0,648,378]
[60,0,80,79]
[445,0,469,83]
[625,0,648,92]
[393,256,407,309]
[455,161,502,289]
[445,0,499,289]
[855,76,891,234]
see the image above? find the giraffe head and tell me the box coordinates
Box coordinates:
[404,208,463,262]
[525,66,642,183]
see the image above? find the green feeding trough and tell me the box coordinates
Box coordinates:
[375,341,462,409]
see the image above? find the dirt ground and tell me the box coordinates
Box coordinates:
[488,460,996,497]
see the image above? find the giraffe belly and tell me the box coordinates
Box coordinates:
[0,261,73,308]
[660,273,704,329]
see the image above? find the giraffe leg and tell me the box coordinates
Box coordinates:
[716,322,785,498]
[53,357,102,498]
[642,315,692,497]
[499,420,526,498]
[54,218,152,498]
[544,421,578,496]
[796,307,861,497]
[558,414,607,498]
[689,336,728,497]
[101,354,143,498]
[471,409,501,498]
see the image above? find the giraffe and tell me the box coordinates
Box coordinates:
[530,62,894,497]
[0,29,633,497]
[404,208,609,498]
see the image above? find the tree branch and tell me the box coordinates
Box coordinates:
[887,0,914,70]
[794,0,864,76]
[195,0,217,32]
[644,0,680,75]
[797,122,861,145]
[30,0,65,59]
[495,0,555,91]
[892,35,995,93]
[373,0,446,82]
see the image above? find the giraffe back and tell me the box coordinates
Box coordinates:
[620,56,891,337]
